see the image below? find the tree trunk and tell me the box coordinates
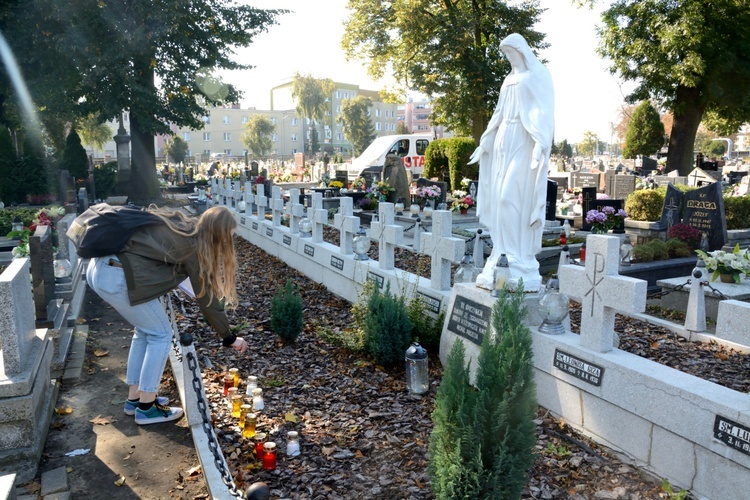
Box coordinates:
[128,59,161,203]
[667,85,706,176]
[472,109,486,145]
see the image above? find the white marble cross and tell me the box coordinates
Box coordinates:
[333,196,360,255]
[310,193,328,243]
[368,202,403,270]
[243,181,255,215]
[255,183,268,218]
[285,188,305,235]
[269,186,284,226]
[559,235,647,353]
[420,210,464,290]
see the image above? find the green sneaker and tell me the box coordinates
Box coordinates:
[124,396,170,416]
[134,403,184,425]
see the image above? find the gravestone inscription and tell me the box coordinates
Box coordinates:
[553,349,605,386]
[572,172,600,190]
[446,295,492,346]
[713,415,750,457]
[682,182,727,251]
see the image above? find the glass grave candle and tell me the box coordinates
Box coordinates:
[243,412,257,439]
[254,432,267,459]
[229,368,240,387]
[286,431,300,457]
[245,376,258,397]
[226,387,238,411]
[252,388,265,411]
[239,404,252,429]
[231,393,243,418]
[262,442,277,470]
[222,373,234,396]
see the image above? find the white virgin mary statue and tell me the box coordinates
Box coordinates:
[469,33,554,292]
[469,33,555,292]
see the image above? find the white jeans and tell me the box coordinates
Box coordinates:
[86,256,172,393]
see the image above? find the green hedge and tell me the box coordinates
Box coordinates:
[423,137,478,191]
[723,196,750,230]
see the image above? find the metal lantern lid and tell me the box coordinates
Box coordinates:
[405,343,427,360]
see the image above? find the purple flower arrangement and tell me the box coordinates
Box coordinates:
[585,206,627,233]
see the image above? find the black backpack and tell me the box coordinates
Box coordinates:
[66,203,164,259]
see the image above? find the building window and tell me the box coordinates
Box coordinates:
[325,110,331,116]
[273,133,278,142]
[183,132,191,141]
[242,116,249,124]
[224,149,231,156]
[336,106,341,113]
[292,118,298,126]
[203,132,210,141]
[223,116,231,124]
[336,91,341,99]
[202,116,210,125]
[376,122,381,131]
[291,134,298,141]
[416,114,429,120]
[375,109,381,117]
[203,149,211,156]
[336,132,342,141]
[272,117,278,125]
[223,132,231,141]
[417,124,429,131]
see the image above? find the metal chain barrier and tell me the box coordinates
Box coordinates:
[647,279,691,300]
[701,281,729,300]
[162,293,247,499]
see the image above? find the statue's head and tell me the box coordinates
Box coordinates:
[500,33,538,71]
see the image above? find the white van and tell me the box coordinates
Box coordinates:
[348,134,433,180]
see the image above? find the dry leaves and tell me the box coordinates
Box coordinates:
[93,349,109,357]
[89,415,112,426]
[55,406,73,415]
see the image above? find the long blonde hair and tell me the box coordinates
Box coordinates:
[148,205,238,308]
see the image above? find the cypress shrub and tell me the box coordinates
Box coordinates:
[428,286,537,499]
[270,279,304,343]
[363,282,412,368]
[423,137,477,190]
[62,129,89,181]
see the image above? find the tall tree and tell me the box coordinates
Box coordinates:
[577,131,599,157]
[2,0,283,202]
[337,95,376,156]
[343,0,546,143]
[598,0,750,175]
[240,115,275,158]
[291,73,335,156]
[395,121,411,135]
[623,101,665,159]
[62,129,89,181]
[164,136,190,165]
[77,114,113,157]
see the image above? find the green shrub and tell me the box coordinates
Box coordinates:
[625,189,664,221]
[665,238,691,258]
[62,129,89,181]
[632,244,654,263]
[423,137,477,190]
[428,286,537,499]
[647,239,669,260]
[270,279,304,343]
[94,161,118,200]
[364,282,412,368]
[723,195,750,230]
[407,297,445,354]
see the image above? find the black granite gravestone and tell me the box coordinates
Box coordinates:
[682,182,727,251]
[546,179,557,221]
[416,178,448,207]
[580,187,597,231]
[572,172,601,190]
[659,184,685,231]
[641,156,658,175]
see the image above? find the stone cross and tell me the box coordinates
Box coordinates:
[333,196,360,255]
[0,259,37,375]
[29,225,55,326]
[270,186,284,226]
[244,181,256,216]
[310,193,328,243]
[420,210,464,290]
[559,235,646,353]
[368,202,403,270]
[285,188,305,235]
[255,183,268,217]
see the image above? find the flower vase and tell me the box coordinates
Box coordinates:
[720,273,736,284]
[460,208,468,215]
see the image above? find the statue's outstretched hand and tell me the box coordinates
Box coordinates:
[531,142,545,170]
[468,146,484,165]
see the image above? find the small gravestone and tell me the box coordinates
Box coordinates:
[641,156,657,175]
[659,184,685,230]
[606,173,636,200]
[77,188,88,213]
[468,181,479,205]
[546,179,557,221]
[29,225,56,326]
[571,172,600,190]
[549,174,569,192]
[335,170,348,186]
[580,187,597,231]
[682,182,727,251]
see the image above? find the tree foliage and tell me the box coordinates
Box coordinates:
[76,114,113,154]
[62,129,89,181]
[337,95,375,156]
[1,0,284,201]
[558,139,573,158]
[240,115,275,158]
[623,100,664,159]
[164,136,190,164]
[577,131,599,157]
[598,0,750,174]
[396,121,411,135]
[291,73,335,155]
[342,0,546,142]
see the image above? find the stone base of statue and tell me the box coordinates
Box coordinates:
[475,260,542,293]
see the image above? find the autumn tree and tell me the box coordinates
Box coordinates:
[240,115,275,158]
[598,0,750,174]
[0,1,283,202]
[342,0,546,143]
[337,96,376,156]
[291,73,335,155]
[623,101,665,159]
[577,131,599,158]
[396,121,411,135]
[164,136,189,165]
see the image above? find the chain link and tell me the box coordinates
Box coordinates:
[647,279,691,299]
[701,281,729,300]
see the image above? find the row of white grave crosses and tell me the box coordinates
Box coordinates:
[207,180,467,292]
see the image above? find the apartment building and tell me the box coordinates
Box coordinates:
[398,97,449,138]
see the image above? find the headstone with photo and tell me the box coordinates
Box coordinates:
[468,181,479,205]
[682,182,727,251]
[659,184,685,231]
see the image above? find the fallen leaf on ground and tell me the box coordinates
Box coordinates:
[186,465,202,477]
[93,349,109,357]
[89,415,112,425]
[114,475,126,487]
[55,406,73,415]
[284,412,298,423]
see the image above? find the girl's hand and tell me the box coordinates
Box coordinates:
[232,337,248,354]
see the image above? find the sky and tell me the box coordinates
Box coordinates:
[219,1,631,144]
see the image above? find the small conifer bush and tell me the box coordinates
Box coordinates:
[363,282,412,368]
[428,286,537,499]
[270,279,304,343]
